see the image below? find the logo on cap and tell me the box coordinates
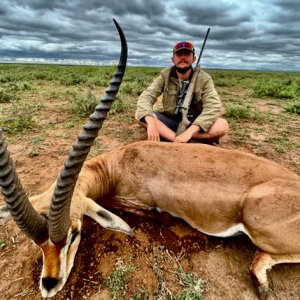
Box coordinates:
[173,42,195,54]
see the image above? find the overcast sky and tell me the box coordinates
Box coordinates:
[0,0,299,71]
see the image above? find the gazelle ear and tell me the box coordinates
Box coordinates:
[84,197,134,236]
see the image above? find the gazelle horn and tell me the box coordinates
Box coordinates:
[49,19,128,244]
[0,130,48,242]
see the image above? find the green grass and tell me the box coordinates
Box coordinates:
[284,99,300,115]
[253,78,300,99]
[103,244,206,299]
[0,81,32,103]
[69,90,99,117]
[151,244,206,300]
[1,63,299,166]
[267,134,296,153]
[1,64,299,151]
[174,267,205,300]
[0,98,42,133]
[225,103,263,122]
[105,257,136,300]
[0,241,6,250]
[0,88,16,103]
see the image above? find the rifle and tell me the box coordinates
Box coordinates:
[176,28,211,135]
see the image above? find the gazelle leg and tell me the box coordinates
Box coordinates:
[250,250,300,300]
[250,250,274,300]
[83,196,133,236]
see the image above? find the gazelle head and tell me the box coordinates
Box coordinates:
[0,19,131,298]
[39,220,83,297]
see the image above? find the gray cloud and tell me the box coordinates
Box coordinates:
[179,2,252,27]
[0,0,299,70]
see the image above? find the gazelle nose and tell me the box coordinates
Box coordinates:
[42,277,59,291]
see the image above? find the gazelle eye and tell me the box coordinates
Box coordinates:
[67,231,79,252]
[70,231,79,245]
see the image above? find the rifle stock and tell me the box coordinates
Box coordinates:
[176,65,200,135]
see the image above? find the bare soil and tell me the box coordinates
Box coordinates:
[0,93,300,299]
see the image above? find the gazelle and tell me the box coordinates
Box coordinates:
[0,20,300,300]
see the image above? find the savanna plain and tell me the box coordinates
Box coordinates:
[0,64,299,300]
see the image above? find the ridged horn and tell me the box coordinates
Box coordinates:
[0,130,48,242]
[49,19,128,244]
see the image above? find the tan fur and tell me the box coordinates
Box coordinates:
[7,141,300,299]
[40,241,63,278]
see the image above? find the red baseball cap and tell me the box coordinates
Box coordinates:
[173,41,195,54]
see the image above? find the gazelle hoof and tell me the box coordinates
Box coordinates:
[257,284,269,300]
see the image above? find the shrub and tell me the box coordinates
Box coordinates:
[0,89,15,103]
[70,90,98,117]
[6,81,32,92]
[214,78,234,87]
[110,94,128,115]
[225,103,252,119]
[225,103,263,123]
[105,258,136,300]
[60,73,87,86]
[0,81,31,103]
[253,79,299,99]
[284,100,300,115]
[1,99,41,132]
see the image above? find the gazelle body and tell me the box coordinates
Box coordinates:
[7,140,299,298]
[0,20,299,300]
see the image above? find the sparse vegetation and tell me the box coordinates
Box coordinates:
[284,99,300,115]
[105,257,136,299]
[0,88,15,103]
[69,90,99,117]
[0,98,42,133]
[151,244,205,300]
[174,267,205,300]
[225,103,253,120]
[225,103,264,123]
[0,241,6,250]
[253,78,299,99]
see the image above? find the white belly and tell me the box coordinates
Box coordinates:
[202,223,250,238]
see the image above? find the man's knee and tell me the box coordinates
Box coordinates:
[210,118,229,136]
[218,118,229,135]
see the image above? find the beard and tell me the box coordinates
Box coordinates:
[174,65,192,74]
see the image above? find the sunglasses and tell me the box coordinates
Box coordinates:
[173,42,195,53]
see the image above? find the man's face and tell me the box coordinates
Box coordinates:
[172,50,196,70]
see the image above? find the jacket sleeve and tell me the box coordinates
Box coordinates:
[192,73,221,132]
[135,72,165,121]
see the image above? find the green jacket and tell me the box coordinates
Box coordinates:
[135,66,221,132]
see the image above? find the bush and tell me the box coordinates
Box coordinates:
[70,90,98,117]
[285,100,300,115]
[225,103,252,119]
[110,94,129,115]
[253,79,299,99]
[0,81,31,103]
[0,99,41,132]
[214,78,234,87]
[225,103,263,123]
[0,89,15,103]
[6,81,32,92]
[60,73,87,86]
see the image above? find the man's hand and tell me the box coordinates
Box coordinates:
[173,124,200,143]
[173,131,192,143]
[145,115,160,141]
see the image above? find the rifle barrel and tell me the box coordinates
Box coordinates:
[196,28,210,65]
